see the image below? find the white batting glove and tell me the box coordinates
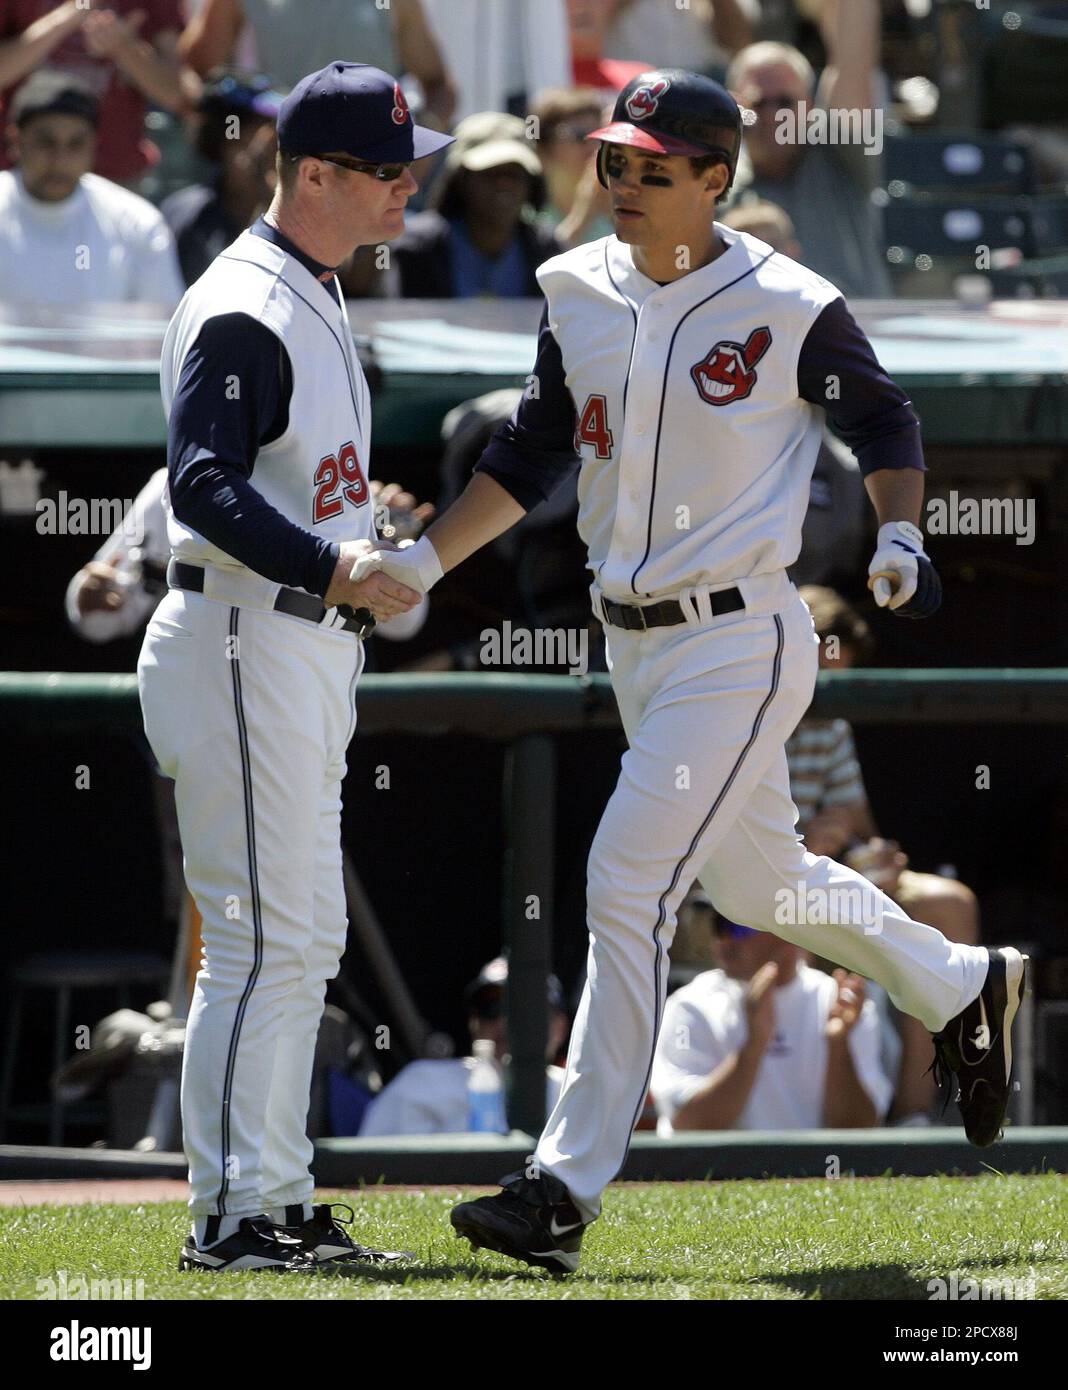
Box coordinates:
[349,534,444,595]
[867,520,927,610]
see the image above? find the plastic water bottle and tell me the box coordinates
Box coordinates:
[467,1039,508,1134]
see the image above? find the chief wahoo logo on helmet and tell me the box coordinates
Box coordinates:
[587,67,743,189]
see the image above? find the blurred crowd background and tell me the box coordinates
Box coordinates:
[4,0,1068,1149]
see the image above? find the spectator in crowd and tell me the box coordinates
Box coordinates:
[567,0,651,93]
[0,72,183,306]
[721,195,800,259]
[162,67,282,287]
[652,914,892,1132]
[726,0,892,299]
[0,1,186,184]
[420,0,570,124]
[789,585,981,1121]
[180,0,456,129]
[531,85,613,249]
[667,886,720,987]
[386,112,559,298]
[606,0,758,75]
[359,957,570,1136]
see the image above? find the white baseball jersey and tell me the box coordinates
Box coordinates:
[536,225,840,600]
[160,228,374,587]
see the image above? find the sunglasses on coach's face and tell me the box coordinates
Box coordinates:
[312,152,413,180]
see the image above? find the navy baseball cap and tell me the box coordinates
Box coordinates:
[199,68,285,121]
[277,61,453,163]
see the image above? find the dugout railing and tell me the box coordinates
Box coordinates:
[1,669,1065,1182]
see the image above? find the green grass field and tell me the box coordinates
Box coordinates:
[2,1175,1065,1301]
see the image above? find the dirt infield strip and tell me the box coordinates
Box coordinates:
[0,1180,500,1207]
[0,1180,190,1207]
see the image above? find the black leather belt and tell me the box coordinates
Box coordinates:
[601,587,744,630]
[167,560,377,638]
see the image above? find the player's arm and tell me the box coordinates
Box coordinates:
[352,305,580,590]
[798,297,941,617]
[168,314,418,617]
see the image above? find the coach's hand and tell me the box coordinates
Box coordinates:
[325,539,422,620]
[348,534,444,596]
[866,521,942,618]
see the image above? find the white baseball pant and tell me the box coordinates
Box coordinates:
[535,576,989,1219]
[138,585,362,1218]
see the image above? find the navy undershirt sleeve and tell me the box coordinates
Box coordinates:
[475,304,580,510]
[797,297,925,477]
[168,312,340,598]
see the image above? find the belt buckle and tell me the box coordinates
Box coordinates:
[627,605,647,631]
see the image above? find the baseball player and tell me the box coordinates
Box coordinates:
[351,70,1029,1275]
[137,62,452,1273]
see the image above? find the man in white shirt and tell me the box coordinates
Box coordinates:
[652,917,893,1132]
[0,70,183,307]
[360,957,569,1136]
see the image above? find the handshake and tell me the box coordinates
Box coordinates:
[325,535,444,621]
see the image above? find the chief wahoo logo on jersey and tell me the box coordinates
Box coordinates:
[691,327,773,406]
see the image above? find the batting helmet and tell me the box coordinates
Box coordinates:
[588,68,742,191]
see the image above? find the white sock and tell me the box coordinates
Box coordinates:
[268,1202,313,1228]
[193,1213,249,1248]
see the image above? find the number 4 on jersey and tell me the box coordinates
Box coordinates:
[313,440,368,523]
[575,393,614,459]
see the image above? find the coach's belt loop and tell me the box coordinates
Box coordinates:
[694,586,714,626]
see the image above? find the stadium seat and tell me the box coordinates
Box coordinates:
[981,3,1068,128]
[0,952,170,1146]
[884,133,1035,196]
[881,193,1068,295]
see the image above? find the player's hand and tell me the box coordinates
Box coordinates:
[370,479,436,543]
[75,561,127,615]
[866,521,942,617]
[826,969,866,1040]
[325,539,422,619]
[348,534,443,596]
[744,961,778,1050]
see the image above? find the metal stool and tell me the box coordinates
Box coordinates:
[0,952,170,1145]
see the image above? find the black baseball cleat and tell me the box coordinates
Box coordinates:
[929,946,1029,1147]
[178,1214,318,1273]
[279,1202,414,1266]
[450,1169,586,1275]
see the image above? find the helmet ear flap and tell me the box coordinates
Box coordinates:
[595,143,610,189]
